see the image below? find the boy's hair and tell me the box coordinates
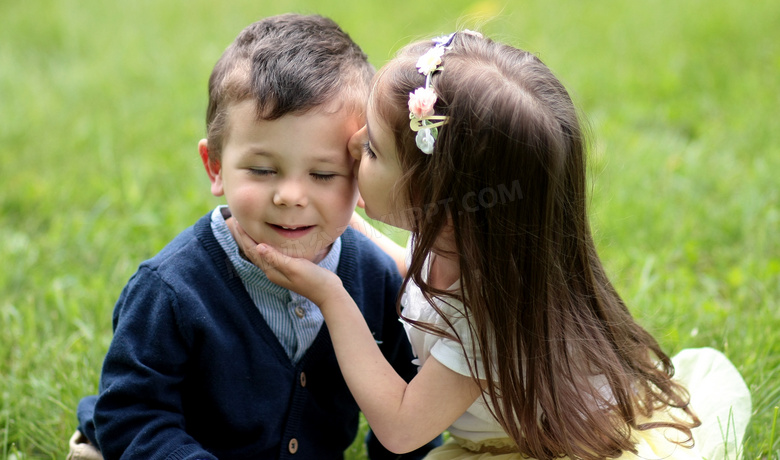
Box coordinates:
[205,14,374,161]
[374,33,699,460]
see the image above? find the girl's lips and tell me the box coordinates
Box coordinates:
[269,223,315,239]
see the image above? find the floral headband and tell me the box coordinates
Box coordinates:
[407,30,482,154]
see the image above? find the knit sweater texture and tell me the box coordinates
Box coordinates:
[77,213,435,459]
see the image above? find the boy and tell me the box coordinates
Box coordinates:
[69,14,438,459]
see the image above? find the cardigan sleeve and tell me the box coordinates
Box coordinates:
[93,267,218,460]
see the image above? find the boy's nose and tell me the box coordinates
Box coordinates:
[348,125,367,162]
[273,180,308,207]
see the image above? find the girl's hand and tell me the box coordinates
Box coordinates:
[232,219,343,306]
[232,217,479,453]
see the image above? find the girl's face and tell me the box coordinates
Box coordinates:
[348,97,411,230]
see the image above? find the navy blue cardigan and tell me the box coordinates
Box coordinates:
[78,214,438,459]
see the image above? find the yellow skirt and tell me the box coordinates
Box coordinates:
[425,348,751,460]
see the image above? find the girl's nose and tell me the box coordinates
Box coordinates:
[272,179,308,207]
[348,125,367,162]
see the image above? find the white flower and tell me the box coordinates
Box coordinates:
[416,46,446,75]
[415,128,436,154]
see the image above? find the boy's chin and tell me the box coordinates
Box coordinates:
[274,244,331,265]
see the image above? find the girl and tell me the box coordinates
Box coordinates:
[236,31,751,459]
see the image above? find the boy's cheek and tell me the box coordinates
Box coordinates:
[351,158,361,181]
[348,179,360,207]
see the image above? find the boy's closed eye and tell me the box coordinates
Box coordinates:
[310,172,337,182]
[247,168,340,182]
[248,168,275,176]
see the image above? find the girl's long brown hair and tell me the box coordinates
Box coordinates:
[374,34,699,459]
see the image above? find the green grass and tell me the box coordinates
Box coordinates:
[1,0,778,458]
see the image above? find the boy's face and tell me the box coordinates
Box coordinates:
[201,99,360,263]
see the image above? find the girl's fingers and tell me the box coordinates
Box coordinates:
[255,243,305,287]
[231,219,278,270]
[232,220,258,260]
[250,244,284,278]
[229,219,336,302]
[256,244,288,269]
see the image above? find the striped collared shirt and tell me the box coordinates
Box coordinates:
[210,206,340,363]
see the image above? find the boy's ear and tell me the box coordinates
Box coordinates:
[199,139,224,197]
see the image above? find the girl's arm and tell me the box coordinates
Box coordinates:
[234,223,481,453]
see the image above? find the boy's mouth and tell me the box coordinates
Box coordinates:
[269,223,315,237]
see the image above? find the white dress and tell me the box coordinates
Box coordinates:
[400,256,752,460]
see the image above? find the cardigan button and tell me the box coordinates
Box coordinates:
[300,371,307,387]
[288,438,298,454]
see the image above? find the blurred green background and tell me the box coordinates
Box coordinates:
[1,0,778,458]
